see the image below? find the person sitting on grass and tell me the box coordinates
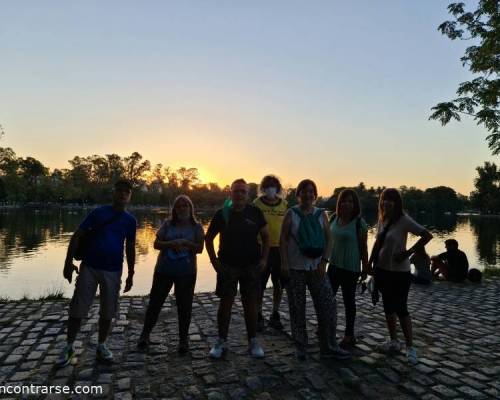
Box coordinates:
[431,239,469,283]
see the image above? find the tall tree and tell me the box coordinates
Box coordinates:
[123,152,151,184]
[0,147,19,175]
[470,161,500,213]
[106,154,125,183]
[429,1,499,154]
[177,167,200,192]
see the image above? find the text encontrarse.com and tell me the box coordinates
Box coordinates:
[0,385,103,395]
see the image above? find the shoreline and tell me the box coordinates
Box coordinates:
[0,204,220,213]
[2,204,500,217]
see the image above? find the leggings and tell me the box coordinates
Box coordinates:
[142,272,196,340]
[376,269,411,318]
[328,267,360,337]
[286,269,337,350]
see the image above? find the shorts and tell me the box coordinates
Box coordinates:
[69,263,122,320]
[216,263,260,299]
[261,247,282,290]
[376,268,411,318]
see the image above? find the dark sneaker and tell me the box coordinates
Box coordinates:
[339,336,356,349]
[96,343,114,364]
[257,314,265,332]
[137,335,151,351]
[178,339,190,355]
[377,339,402,354]
[330,346,351,360]
[268,312,284,330]
[296,347,307,361]
[321,346,351,360]
[55,345,75,368]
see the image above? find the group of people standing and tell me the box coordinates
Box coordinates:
[57,175,436,369]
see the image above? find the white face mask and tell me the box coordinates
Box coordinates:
[264,187,278,198]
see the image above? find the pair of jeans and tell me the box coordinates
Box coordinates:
[328,267,360,337]
[142,272,196,340]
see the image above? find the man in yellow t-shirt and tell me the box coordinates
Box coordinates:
[253,175,288,331]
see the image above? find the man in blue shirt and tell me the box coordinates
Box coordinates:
[56,179,137,367]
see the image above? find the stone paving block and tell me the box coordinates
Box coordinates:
[441,360,464,370]
[431,384,459,397]
[457,385,488,399]
[9,371,33,381]
[3,355,22,364]
[27,351,44,360]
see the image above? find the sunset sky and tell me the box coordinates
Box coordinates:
[1,0,496,196]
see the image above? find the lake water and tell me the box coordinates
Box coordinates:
[0,208,498,299]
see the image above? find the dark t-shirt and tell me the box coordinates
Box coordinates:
[207,204,267,268]
[438,249,469,282]
[79,205,137,271]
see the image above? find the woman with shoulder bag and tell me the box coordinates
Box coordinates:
[280,179,350,361]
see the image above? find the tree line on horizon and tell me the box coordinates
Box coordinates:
[2,146,498,214]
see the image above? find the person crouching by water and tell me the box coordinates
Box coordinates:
[253,174,288,331]
[205,179,270,359]
[138,195,204,354]
[57,179,137,367]
[327,189,369,349]
[280,179,350,361]
[368,188,433,365]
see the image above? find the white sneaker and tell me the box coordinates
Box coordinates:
[209,338,227,359]
[248,338,265,359]
[378,339,402,354]
[406,346,418,365]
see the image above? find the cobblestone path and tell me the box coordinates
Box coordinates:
[1,278,499,399]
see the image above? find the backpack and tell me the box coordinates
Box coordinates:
[468,268,482,283]
[291,207,325,258]
[222,198,233,227]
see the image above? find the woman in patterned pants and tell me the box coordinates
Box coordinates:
[279,179,350,361]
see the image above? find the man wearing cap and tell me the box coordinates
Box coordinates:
[56,179,137,367]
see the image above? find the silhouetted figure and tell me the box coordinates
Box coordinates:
[410,246,432,285]
[253,175,287,332]
[205,179,270,359]
[368,188,433,366]
[431,239,469,282]
[138,195,204,354]
[56,179,137,368]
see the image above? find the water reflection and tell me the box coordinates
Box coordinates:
[469,216,500,266]
[0,209,498,299]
